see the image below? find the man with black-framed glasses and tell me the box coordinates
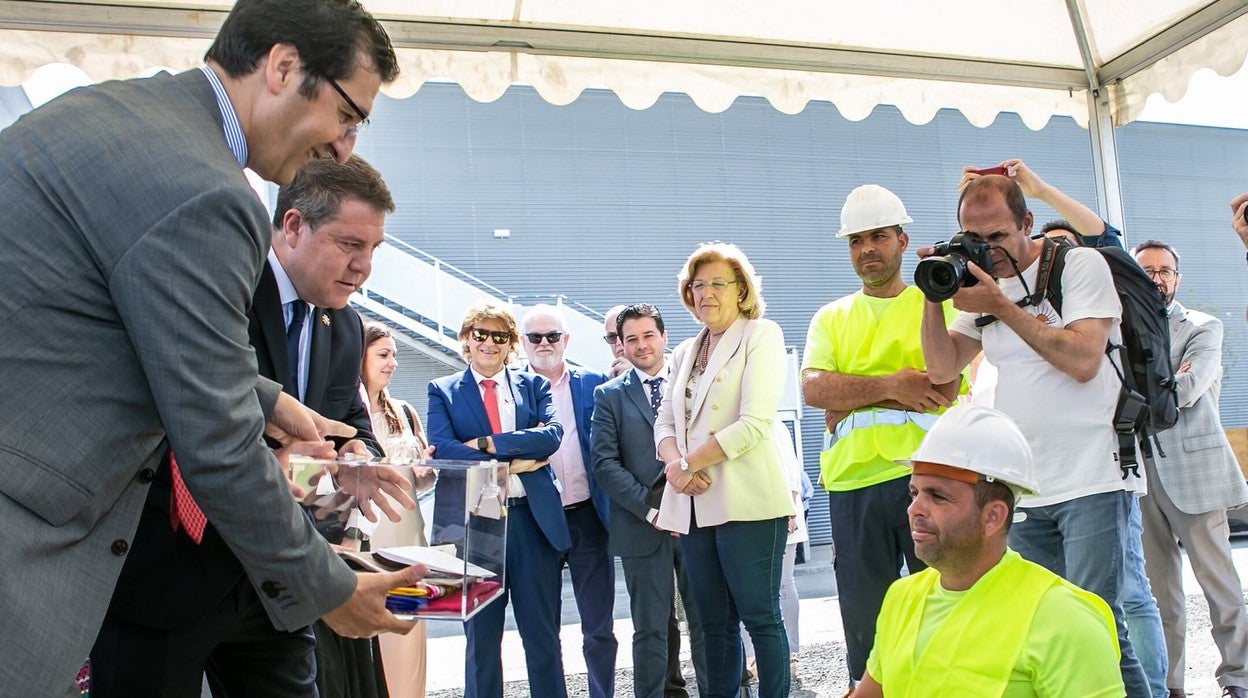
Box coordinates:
[1132,239,1248,698]
[520,303,617,698]
[603,304,632,377]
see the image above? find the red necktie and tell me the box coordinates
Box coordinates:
[480,378,503,434]
[169,453,207,544]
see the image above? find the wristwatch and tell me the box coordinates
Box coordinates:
[679,457,690,472]
[476,436,490,452]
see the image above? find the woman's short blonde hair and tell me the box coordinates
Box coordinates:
[677,241,766,321]
[458,300,519,365]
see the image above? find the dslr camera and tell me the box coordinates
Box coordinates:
[914,232,994,302]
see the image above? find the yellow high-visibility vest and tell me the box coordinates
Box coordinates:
[814,287,953,490]
[871,549,1118,696]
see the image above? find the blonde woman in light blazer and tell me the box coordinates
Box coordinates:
[654,241,795,698]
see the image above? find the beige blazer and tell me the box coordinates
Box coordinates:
[654,316,795,531]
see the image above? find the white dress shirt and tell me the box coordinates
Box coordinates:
[267,249,312,402]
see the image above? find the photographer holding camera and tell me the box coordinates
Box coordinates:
[918,174,1155,698]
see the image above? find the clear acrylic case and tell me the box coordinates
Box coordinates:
[293,455,508,622]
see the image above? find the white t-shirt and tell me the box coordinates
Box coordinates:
[951,247,1137,507]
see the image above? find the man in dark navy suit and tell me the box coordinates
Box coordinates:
[592,303,708,698]
[95,156,412,697]
[521,303,618,698]
[426,301,568,698]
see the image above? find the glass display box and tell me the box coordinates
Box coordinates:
[291,455,508,622]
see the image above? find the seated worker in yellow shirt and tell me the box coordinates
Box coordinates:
[853,404,1124,698]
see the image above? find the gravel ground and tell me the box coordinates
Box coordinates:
[429,588,1244,697]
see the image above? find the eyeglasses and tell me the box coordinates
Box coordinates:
[326,77,369,138]
[524,331,564,345]
[1143,268,1179,282]
[469,328,512,345]
[603,332,620,345]
[688,279,739,293]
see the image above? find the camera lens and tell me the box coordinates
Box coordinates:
[914,256,966,303]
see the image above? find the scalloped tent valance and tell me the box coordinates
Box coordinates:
[3,0,1245,229]
[1,0,1246,131]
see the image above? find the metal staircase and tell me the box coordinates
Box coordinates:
[350,235,613,370]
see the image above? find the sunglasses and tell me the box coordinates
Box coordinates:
[603,332,620,345]
[469,328,512,345]
[524,331,564,345]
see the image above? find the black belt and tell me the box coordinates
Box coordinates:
[506,496,528,508]
[563,499,591,513]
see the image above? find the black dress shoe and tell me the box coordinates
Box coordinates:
[1222,686,1247,698]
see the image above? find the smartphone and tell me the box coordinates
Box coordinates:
[973,166,1009,176]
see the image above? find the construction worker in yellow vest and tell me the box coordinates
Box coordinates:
[854,404,1124,698]
[801,184,962,691]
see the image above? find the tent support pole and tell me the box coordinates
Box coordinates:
[1086,88,1126,237]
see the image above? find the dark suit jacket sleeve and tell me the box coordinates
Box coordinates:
[591,383,650,520]
[340,387,380,455]
[109,186,354,630]
[331,317,379,456]
[492,374,563,459]
[1175,314,1223,409]
[425,380,492,461]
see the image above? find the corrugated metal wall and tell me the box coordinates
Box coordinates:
[382,344,463,423]
[4,77,1244,546]
[1115,120,1248,426]
[356,84,1248,544]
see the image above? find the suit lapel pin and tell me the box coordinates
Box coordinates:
[321,314,330,326]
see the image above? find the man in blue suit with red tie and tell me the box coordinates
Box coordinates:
[426,301,569,698]
[521,304,617,698]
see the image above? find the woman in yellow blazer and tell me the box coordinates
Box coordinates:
[655,241,795,698]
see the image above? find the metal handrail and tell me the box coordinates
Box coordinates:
[383,234,512,300]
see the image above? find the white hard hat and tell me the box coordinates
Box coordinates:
[899,404,1038,497]
[837,184,914,238]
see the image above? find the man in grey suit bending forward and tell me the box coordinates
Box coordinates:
[0,1,418,694]
[592,303,708,697]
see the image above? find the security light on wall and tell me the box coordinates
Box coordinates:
[493,228,511,239]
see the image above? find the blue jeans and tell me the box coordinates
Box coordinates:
[1123,496,1169,698]
[681,516,789,698]
[1009,490,1151,698]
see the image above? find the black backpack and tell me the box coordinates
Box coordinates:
[1033,239,1179,476]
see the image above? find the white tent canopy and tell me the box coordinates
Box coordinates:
[3,0,1247,222]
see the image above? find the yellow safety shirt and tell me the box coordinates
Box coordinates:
[803,286,959,491]
[867,549,1124,697]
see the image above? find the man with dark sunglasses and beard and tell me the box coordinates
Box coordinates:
[519,304,617,698]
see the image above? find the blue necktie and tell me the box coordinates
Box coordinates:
[286,301,307,396]
[646,376,664,416]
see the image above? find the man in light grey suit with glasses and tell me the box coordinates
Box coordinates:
[1132,239,1248,698]
[0,1,421,694]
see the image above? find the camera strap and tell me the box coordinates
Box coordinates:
[973,239,1059,328]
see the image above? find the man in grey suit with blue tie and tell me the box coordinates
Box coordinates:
[1132,240,1248,698]
[592,303,708,698]
[0,2,419,694]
